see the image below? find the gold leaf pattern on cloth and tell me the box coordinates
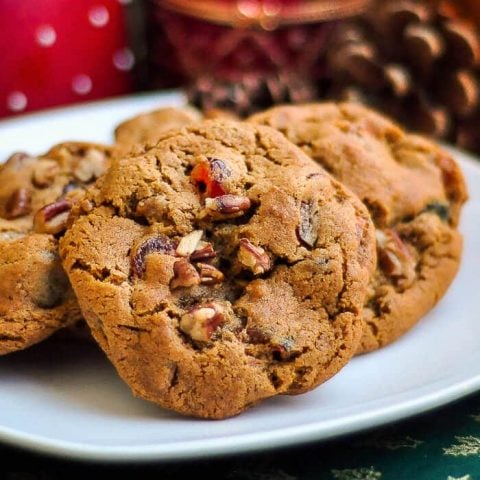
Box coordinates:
[331,466,382,480]
[444,436,480,457]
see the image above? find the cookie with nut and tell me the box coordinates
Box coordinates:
[60,120,376,419]
[0,142,113,355]
[250,102,468,353]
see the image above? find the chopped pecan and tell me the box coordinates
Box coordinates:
[170,259,201,289]
[197,263,224,285]
[33,199,71,234]
[179,302,225,342]
[376,229,416,286]
[200,194,251,219]
[191,157,231,198]
[73,149,106,182]
[238,238,271,275]
[190,243,216,262]
[4,188,31,219]
[32,159,60,188]
[297,200,318,248]
[176,230,204,257]
[131,234,176,278]
[135,196,168,222]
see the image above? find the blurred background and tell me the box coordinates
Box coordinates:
[2,0,480,153]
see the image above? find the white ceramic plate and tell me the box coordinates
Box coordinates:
[0,92,479,463]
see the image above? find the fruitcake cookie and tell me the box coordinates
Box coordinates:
[114,106,202,148]
[0,142,112,355]
[249,103,468,353]
[60,120,376,419]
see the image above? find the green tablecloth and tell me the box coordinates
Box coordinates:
[3,389,480,479]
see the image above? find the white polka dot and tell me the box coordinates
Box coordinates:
[72,75,93,95]
[88,5,109,28]
[35,25,56,47]
[112,48,135,71]
[7,92,28,112]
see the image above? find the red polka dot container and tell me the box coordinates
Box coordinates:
[0,0,134,118]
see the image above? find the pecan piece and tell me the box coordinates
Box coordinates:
[297,200,318,248]
[4,188,31,219]
[200,194,251,219]
[32,159,60,188]
[197,263,224,285]
[131,235,176,278]
[190,243,216,262]
[33,199,71,234]
[191,157,231,198]
[176,230,204,257]
[170,259,201,289]
[376,229,416,286]
[238,238,271,275]
[179,302,225,342]
[73,149,107,182]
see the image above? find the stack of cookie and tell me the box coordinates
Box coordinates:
[0,102,468,419]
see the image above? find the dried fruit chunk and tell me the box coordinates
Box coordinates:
[171,259,201,289]
[197,263,224,285]
[423,202,450,221]
[73,149,106,182]
[238,238,271,275]
[32,159,60,188]
[200,195,251,219]
[376,229,416,287]
[272,338,296,361]
[131,234,176,278]
[297,201,318,248]
[33,199,71,234]
[179,303,225,342]
[191,157,231,197]
[4,188,31,219]
[176,230,204,257]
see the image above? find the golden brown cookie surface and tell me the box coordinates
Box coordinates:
[61,121,376,419]
[114,107,201,148]
[0,142,112,355]
[250,103,468,353]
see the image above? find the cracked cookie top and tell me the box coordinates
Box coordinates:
[60,120,376,419]
[0,142,112,355]
[249,103,468,353]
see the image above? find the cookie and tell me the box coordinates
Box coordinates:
[60,120,376,419]
[114,106,201,147]
[249,102,468,353]
[0,142,112,355]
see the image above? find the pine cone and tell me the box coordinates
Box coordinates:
[324,0,480,153]
[187,73,317,118]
